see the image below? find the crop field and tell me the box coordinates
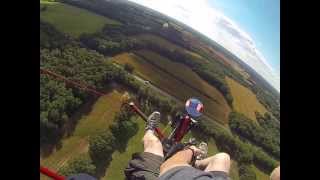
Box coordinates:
[135,34,182,51]
[135,49,227,103]
[40,88,124,179]
[226,77,267,121]
[40,0,121,37]
[113,51,231,124]
[133,34,211,65]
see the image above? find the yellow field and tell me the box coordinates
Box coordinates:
[40,88,124,179]
[113,51,231,124]
[226,77,267,121]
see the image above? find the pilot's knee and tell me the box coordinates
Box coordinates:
[213,152,230,162]
[143,136,161,147]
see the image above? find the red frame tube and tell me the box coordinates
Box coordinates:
[40,68,104,96]
[40,166,65,180]
[173,115,192,142]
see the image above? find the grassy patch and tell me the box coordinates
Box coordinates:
[41,88,123,177]
[73,90,123,137]
[40,1,121,37]
[102,120,175,179]
[230,160,240,180]
[135,34,183,51]
[226,77,267,121]
[113,51,231,124]
[252,165,270,180]
[103,118,145,180]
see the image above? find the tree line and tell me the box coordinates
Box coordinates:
[254,87,280,121]
[256,112,280,146]
[79,26,145,56]
[195,115,278,179]
[229,112,280,159]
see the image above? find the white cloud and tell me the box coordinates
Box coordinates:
[128,0,280,92]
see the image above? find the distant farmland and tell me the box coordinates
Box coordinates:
[226,77,267,121]
[134,34,211,65]
[113,51,231,124]
[40,0,121,37]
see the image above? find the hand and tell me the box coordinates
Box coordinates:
[188,145,204,157]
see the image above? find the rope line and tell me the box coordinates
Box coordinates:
[40,68,105,96]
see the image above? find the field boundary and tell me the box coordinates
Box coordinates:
[134,51,221,105]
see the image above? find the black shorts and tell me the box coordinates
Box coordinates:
[158,166,229,180]
[209,171,229,180]
[124,152,164,180]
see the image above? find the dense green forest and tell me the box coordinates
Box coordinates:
[229,112,280,159]
[196,117,277,180]
[256,112,280,140]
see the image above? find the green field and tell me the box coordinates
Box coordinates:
[40,88,124,179]
[102,118,145,179]
[113,51,231,124]
[134,34,211,65]
[40,0,121,37]
[252,165,270,180]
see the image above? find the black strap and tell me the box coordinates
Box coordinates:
[185,147,197,166]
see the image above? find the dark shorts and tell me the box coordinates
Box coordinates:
[159,166,229,180]
[124,152,164,180]
[208,171,229,180]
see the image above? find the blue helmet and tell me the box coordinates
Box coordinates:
[185,98,204,118]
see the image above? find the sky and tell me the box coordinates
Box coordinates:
[128,0,280,92]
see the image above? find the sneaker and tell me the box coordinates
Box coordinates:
[146,111,160,131]
[197,142,208,160]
